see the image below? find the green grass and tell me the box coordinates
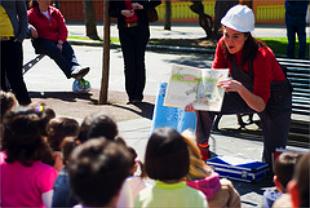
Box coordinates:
[258,37,310,58]
[68,35,120,44]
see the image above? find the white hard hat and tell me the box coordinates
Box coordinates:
[221,5,255,32]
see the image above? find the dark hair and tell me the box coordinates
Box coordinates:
[29,0,39,8]
[293,153,310,207]
[78,112,118,143]
[221,30,266,66]
[47,117,79,151]
[1,108,53,166]
[274,152,300,191]
[68,138,131,207]
[60,136,80,166]
[0,91,17,119]
[144,128,189,181]
[30,103,56,136]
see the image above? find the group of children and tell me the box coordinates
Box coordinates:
[0,90,309,208]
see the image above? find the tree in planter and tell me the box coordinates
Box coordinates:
[164,0,172,30]
[189,0,214,40]
[83,0,100,40]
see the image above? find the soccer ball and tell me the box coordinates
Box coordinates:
[72,78,91,93]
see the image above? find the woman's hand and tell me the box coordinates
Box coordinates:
[184,103,195,112]
[217,79,243,93]
[121,9,135,17]
[131,2,144,10]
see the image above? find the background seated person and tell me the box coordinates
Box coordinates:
[28,0,89,80]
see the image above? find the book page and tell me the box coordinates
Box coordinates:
[164,65,229,112]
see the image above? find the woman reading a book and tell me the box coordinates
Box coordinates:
[186,5,292,169]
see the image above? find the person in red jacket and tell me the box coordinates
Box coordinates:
[186,5,292,169]
[27,0,89,80]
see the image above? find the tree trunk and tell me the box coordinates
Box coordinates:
[83,0,100,40]
[164,0,171,30]
[190,0,214,39]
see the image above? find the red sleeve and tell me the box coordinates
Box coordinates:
[252,47,285,103]
[55,9,68,41]
[212,37,228,69]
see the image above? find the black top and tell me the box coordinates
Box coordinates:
[109,0,161,28]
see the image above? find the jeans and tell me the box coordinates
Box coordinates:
[286,17,307,59]
[1,40,31,105]
[32,38,79,78]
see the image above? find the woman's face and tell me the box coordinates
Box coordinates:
[223,27,247,54]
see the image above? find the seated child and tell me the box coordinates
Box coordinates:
[46,117,79,171]
[0,108,57,207]
[68,138,132,207]
[263,152,300,208]
[135,128,207,208]
[286,152,310,208]
[27,0,89,80]
[182,130,241,208]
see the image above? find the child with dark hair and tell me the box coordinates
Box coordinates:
[68,138,132,207]
[0,90,17,119]
[52,136,80,207]
[117,145,150,208]
[78,112,118,143]
[47,117,79,171]
[135,128,207,208]
[0,91,17,139]
[0,108,57,207]
[263,152,300,208]
[287,152,310,208]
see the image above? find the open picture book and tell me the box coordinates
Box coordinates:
[164,65,229,112]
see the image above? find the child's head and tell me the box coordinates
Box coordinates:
[60,136,80,166]
[78,112,118,143]
[1,108,53,166]
[274,152,300,192]
[68,138,131,207]
[145,128,189,182]
[288,152,310,208]
[0,90,17,119]
[30,102,56,136]
[181,130,213,180]
[47,117,79,151]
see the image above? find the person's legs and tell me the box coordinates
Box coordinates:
[32,38,72,78]
[61,41,80,68]
[259,81,292,169]
[2,40,31,105]
[132,25,150,101]
[286,21,296,58]
[119,28,138,101]
[296,21,306,59]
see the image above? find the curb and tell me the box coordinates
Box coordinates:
[68,39,215,54]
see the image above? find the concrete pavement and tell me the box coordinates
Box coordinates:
[22,24,308,207]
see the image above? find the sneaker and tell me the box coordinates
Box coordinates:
[198,142,210,161]
[71,66,90,80]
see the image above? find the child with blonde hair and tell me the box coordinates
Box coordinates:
[182,130,241,208]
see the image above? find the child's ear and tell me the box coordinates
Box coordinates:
[288,180,300,208]
[274,175,284,192]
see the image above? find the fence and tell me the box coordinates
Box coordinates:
[58,0,286,25]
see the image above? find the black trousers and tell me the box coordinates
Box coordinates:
[196,81,292,167]
[118,24,150,101]
[1,40,31,105]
